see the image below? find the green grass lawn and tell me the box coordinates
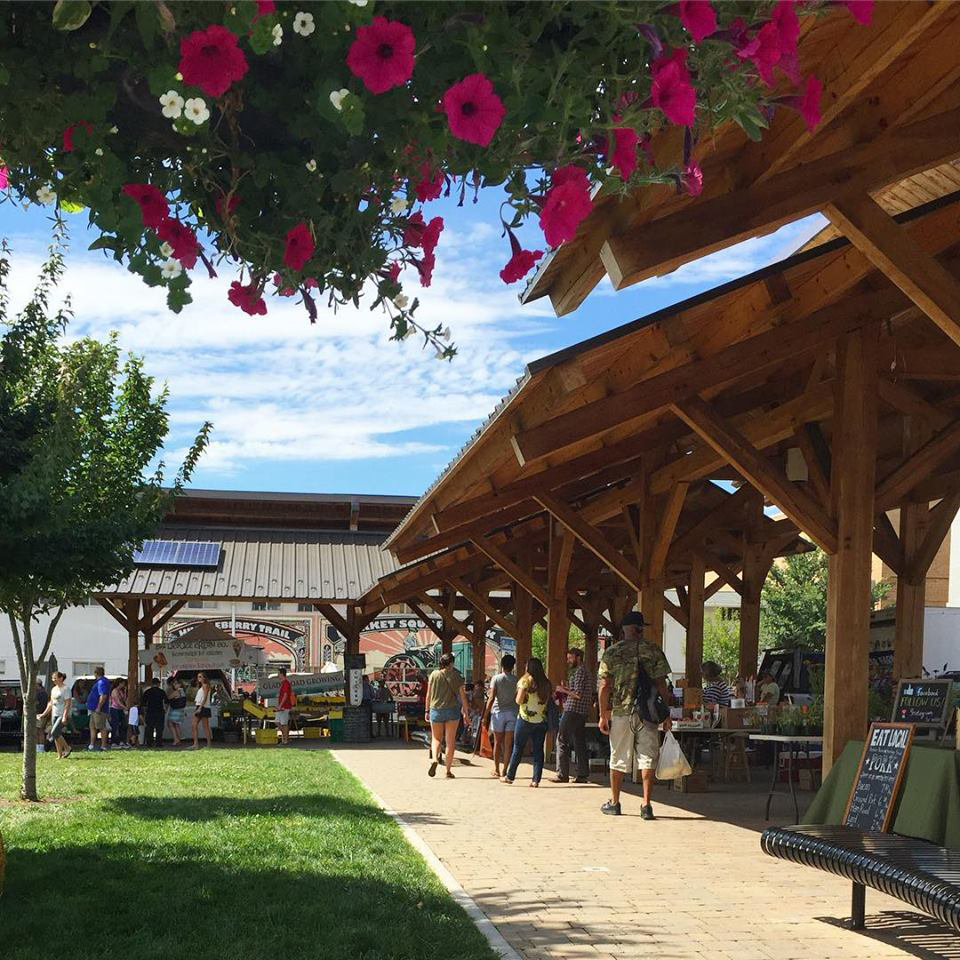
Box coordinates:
[0,747,496,960]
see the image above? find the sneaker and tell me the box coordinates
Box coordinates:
[574,776,589,784]
[446,771,455,779]
[428,760,438,778]
[641,804,656,821]
[551,776,569,783]
[87,744,98,752]
[601,800,621,816]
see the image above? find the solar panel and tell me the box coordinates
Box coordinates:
[133,540,221,568]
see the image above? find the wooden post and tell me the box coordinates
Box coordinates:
[513,543,535,672]
[686,554,706,689]
[894,418,930,680]
[471,612,487,681]
[739,492,768,679]
[345,606,361,656]
[640,488,666,647]
[124,599,140,705]
[824,328,878,773]
[547,525,572,685]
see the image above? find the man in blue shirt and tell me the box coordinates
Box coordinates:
[86,666,112,751]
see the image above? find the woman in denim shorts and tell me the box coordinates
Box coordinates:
[484,654,518,779]
[425,653,470,780]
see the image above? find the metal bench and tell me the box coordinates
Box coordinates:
[761,824,960,932]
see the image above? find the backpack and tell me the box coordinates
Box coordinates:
[633,656,670,724]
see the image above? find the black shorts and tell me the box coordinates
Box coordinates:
[50,717,67,741]
[195,707,211,719]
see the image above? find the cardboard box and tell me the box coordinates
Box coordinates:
[684,687,703,709]
[674,769,710,793]
[721,707,751,729]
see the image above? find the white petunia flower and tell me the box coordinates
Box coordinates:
[95,148,104,156]
[440,326,451,342]
[349,0,368,6]
[293,11,315,36]
[272,23,283,45]
[160,242,174,258]
[390,196,409,214]
[161,258,183,280]
[184,97,210,124]
[35,184,56,206]
[393,294,408,309]
[329,88,350,112]
[401,325,416,341]
[159,90,184,119]
[110,125,118,134]
[305,159,317,172]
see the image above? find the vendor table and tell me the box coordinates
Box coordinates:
[674,728,759,782]
[750,734,823,824]
[803,740,960,849]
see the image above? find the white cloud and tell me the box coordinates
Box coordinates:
[2,229,549,481]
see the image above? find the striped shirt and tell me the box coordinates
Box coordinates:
[702,679,732,707]
[563,664,596,716]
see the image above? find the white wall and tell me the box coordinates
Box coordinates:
[663,587,740,677]
[921,606,960,674]
[949,512,960,607]
[0,605,129,687]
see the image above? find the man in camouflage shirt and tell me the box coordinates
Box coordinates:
[597,611,672,818]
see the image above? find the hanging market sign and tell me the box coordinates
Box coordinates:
[166,617,309,670]
[139,638,266,672]
[259,671,345,697]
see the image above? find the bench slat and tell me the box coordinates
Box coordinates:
[761,824,960,933]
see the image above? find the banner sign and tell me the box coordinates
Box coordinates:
[139,638,265,672]
[165,616,309,671]
[360,614,509,645]
[348,669,363,706]
[259,671,345,697]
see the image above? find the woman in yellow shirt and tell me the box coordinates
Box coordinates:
[502,657,553,786]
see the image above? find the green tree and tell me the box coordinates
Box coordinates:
[0,230,210,800]
[530,623,584,674]
[760,550,888,653]
[702,611,741,678]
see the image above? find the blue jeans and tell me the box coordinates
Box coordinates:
[505,717,547,783]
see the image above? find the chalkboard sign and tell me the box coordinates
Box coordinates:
[892,679,952,727]
[844,723,915,833]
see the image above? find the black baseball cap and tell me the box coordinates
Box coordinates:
[620,611,647,630]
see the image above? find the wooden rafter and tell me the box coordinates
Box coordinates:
[875,419,960,511]
[872,514,904,576]
[416,592,479,647]
[904,492,960,585]
[471,535,550,608]
[446,577,518,638]
[535,492,643,593]
[406,600,445,640]
[649,482,689,579]
[825,192,960,348]
[663,596,688,630]
[878,378,953,432]
[695,547,744,596]
[672,396,838,553]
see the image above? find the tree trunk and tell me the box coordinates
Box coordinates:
[20,667,39,802]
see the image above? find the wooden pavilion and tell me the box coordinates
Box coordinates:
[367,3,960,773]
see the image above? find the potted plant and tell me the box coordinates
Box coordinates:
[778,707,802,738]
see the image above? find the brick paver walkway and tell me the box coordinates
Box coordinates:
[335,742,956,960]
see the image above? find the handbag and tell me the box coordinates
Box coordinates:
[634,656,670,725]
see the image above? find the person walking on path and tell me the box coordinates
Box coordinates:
[37,672,72,759]
[553,648,595,783]
[484,654,518,778]
[191,672,213,749]
[141,677,168,747]
[425,652,470,779]
[87,666,112,752]
[503,657,552,787]
[598,612,672,819]
[109,679,129,749]
[165,677,186,745]
[276,667,295,745]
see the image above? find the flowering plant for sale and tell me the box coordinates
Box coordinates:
[0,1,870,359]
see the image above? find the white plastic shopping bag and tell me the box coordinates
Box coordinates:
[655,731,692,780]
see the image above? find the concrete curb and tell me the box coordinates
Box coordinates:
[332,751,522,960]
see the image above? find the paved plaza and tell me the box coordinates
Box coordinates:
[336,743,958,960]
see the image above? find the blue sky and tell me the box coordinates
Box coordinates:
[0,191,824,499]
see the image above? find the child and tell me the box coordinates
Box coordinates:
[127,702,141,747]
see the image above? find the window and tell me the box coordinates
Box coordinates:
[187,600,218,609]
[297,603,315,612]
[252,602,280,611]
[719,607,740,622]
[0,659,5,676]
[72,661,104,677]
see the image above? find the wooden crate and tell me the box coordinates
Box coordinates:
[255,728,278,745]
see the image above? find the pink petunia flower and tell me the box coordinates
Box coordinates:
[678,1,717,44]
[156,218,199,269]
[402,211,425,248]
[385,262,402,283]
[63,121,93,153]
[273,273,296,297]
[737,22,782,86]
[499,233,544,284]
[609,128,641,180]
[413,162,444,203]
[122,184,169,229]
[771,1,799,59]
[214,193,239,219]
[283,222,315,271]
[421,217,443,259]
[650,49,697,127]
[0,167,7,191]
[228,280,267,316]
[840,0,873,25]
[539,166,593,248]
[346,17,415,95]
[681,161,703,197]
[441,73,506,147]
[787,74,822,132]
[179,25,248,99]
[253,0,275,21]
